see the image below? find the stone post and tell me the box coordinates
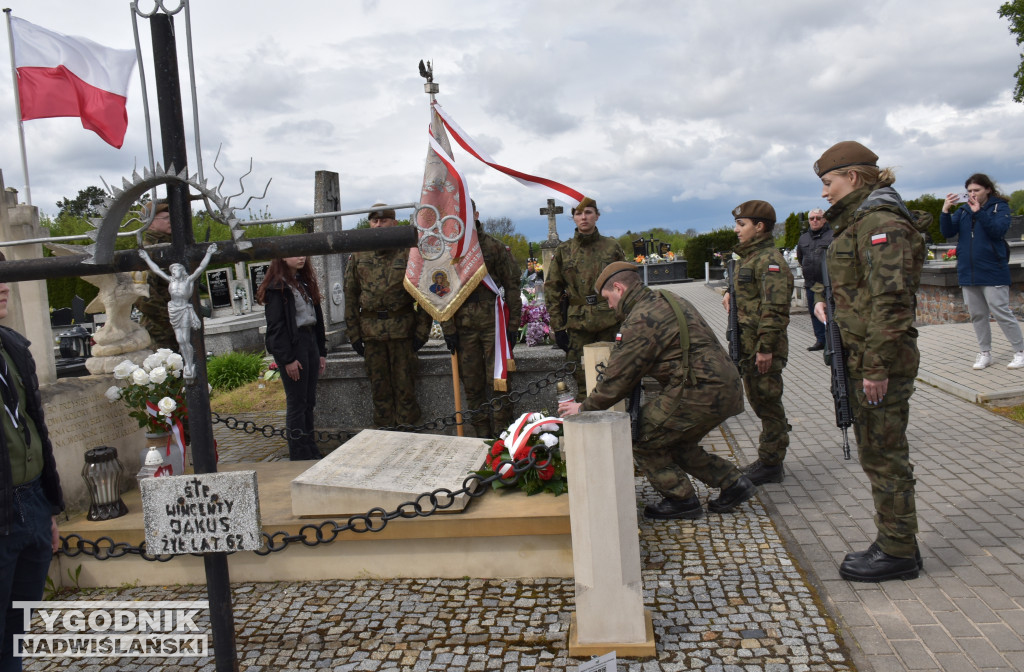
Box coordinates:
[0,172,56,383]
[312,170,346,348]
[583,342,625,411]
[563,410,655,656]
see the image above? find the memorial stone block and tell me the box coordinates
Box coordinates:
[205,268,233,309]
[291,430,489,517]
[142,472,262,555]
[247,262,270,299]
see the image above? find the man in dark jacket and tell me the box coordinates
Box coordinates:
[796,208,833,351]
[0,260,64,668]
[558,262,756,520]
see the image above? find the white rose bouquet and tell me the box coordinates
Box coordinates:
[105,348,188,433]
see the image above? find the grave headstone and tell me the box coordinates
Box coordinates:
[291,429,489,517]
[142,472,262,555]
[248,262,270,300]
[50,307,72,327]
[205,268,233,309]
[71,295,87,325]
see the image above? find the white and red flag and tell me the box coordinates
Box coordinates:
[9,16,136,148]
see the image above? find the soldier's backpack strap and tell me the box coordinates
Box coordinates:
[656,290,697,388]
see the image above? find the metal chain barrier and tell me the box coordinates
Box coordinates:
[57,361,576,562]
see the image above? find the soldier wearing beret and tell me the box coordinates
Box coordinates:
[812,141,928,582]
[344,204,432,427]
[559,262,756,519]
[135,200,176,350]
[722,200,793,486]
[544,197,626,400]
[441,201,522,438]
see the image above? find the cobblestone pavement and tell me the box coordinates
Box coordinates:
[25,281,1024,671]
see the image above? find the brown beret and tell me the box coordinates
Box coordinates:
[143,200,168,217]
[571,196,598,215]
[814,141,878,177]
[368,202,396,220]
[594,261,638,293]
[731,200,776,224]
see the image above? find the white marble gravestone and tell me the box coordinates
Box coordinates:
[291,430,490,517]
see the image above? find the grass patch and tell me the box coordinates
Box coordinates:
[989,401,1024,425]
[210,378,287,414]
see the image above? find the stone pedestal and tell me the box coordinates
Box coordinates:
[583,342,625,411]
[563,411,655,656]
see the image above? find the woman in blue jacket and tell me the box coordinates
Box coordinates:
[940,173,1024,370]
[257,257,327,460]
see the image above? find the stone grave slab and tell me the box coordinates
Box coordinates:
[291,430,489,517]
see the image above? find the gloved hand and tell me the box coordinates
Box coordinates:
[554,330,570,352]
[444,334,460,355]
[507,330,518,353]
[412,336,427,352]
[351,339,365,357]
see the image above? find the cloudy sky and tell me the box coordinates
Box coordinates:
[2,0,1024,243]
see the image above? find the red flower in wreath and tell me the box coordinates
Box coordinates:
[537,462,555,481]
[490,440,505,457]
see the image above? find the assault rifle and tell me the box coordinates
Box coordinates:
[821,263,853,460]
[725,258,741,366]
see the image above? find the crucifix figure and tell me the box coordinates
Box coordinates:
[540,198,563,242]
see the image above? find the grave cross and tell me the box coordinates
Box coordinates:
[540,198,563,242]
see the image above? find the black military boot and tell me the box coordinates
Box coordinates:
[743,459,784,485]
[707,475,757,513]
[839,545,919,582]
[643,496,704,520]
[844,542,923,570]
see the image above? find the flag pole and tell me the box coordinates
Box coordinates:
[3,9,32,205]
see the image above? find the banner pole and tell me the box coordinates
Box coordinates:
[4,9,32,205]
[451,352,464,437]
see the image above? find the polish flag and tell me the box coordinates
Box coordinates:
[10,17,136,148]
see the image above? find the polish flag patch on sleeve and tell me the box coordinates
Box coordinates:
[871,233,888,245]
[767,264,780,272]
[615,333,622,343]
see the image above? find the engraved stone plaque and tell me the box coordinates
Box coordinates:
[290,430,489,517]
[142,472,261,555]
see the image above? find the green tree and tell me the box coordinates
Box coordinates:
[904,193,946,244]
[55,185,107,218]
[683,227,738,279]
[999,0,1024,102]
[783,212,801,249]
[483,216,515,239]
[1008,189,1024,214]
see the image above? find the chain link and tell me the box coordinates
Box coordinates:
[58,362,576,562]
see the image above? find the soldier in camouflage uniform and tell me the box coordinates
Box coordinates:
[544,197,626,400]
[344,205,432,427]
[812,141,927,583]
[135,201,176,350]
[722,200,793,486]
[559,262,756,520]
[441,202,522,438]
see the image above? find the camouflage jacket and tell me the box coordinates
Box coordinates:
[731,236,793,367]
[135,229,176,350]
[544,228,625,333]
[343,247,431,343]
[581,284,744,431]
[442,229,523,335]
[824,185,926,381]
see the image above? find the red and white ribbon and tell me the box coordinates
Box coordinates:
[431,101,584,206]
[146,400,186,476]
[479,273,513,388]
[427,126,473,259]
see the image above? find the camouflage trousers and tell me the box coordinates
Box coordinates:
[634,412,743,501]
[363,338,422,428]
[741,364,791,465]
[567,325,619,401]
[455,327,513,438]
[850,375,918,558]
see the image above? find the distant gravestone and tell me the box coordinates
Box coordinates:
[49,307,72,327]
[248,262,270,299]
[291,430,489,517]
[71,295,87,325]
[206,268,233,309]
[141,472,262,555]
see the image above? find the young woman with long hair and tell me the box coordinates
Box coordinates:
[257,256,326,460]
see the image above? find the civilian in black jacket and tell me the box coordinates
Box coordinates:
[257,257,327,460]
[0,257,64,669]
[796,209,834,351]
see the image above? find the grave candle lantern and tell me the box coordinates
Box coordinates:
[81,446,129,521]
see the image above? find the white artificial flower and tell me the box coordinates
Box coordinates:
[539,422,560,433]
[165,353,184,372]
[112,360,138,380]
[528,412,545,424]
[156,348,174,357]
[538,433,559,448]
[143,353,165,370]
[131,368,150,386]
[148,366,168,384]
[157,397,177,416]
[104,386,122,402]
